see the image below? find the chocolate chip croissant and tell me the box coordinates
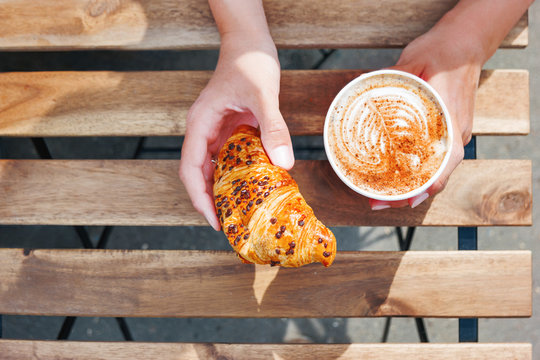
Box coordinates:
[213,125,336,267]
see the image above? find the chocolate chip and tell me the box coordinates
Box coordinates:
[222,197,228,202]
[216,194,222,198]
[264,192,269,197]
[227,224,238,234]
[235,198,242,205]
[324,243,328,248]
[229,166,233,171]
[217,209,222,216]
[223,202,229,208]
[318,238,323,243]
[275,249,281,254]
[256,198,263,205]
[246,161,252,165]
[236,158,241,164]
[270,217,277,224]
[242,209,246,215]
[289,241,295,248]
[228,155,234,160]
[270,261,280,267]
[298,220,304,227]
[228,143,235,150]
[244,233,250,240]
[232,179,239,185]
[223,155,229,162]
[235,186,241,192]
[241,137,246,142]
[234,235,241,245]
[221,164,226,170]
[252,179,257,184]
[241,180,247,187]
[264,176,269,180]
[275,231,282,239]
[247,142,251,146]
[248,200,254,207]
[225,208,232,217]
[280,225,286,232]
[236,145,242,151]
[286,249,294,255]
[323,251,331,257]
[216,201,222,207]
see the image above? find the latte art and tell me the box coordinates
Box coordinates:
[326,73,449,196]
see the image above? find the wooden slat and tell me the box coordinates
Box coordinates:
[0,159,531,226]
[0,1,527,50]
[0,70,529,137]
[0,341,532,360]
[0,249,531,317]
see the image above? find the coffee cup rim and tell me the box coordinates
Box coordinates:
[323,69,454,202]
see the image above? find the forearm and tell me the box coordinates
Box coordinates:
[432,0,533,64]
[209,0,271,38]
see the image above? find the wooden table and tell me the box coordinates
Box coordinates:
[0,1,532,359]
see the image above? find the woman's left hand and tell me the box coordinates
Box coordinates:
[370,26,483,210]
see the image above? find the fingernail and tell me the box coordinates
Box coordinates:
[371,204,391,211]
[411,192,429,208]
[269,145,294,169]
[204,214,220,231]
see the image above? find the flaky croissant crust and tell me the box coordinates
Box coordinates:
[213,125,336,267]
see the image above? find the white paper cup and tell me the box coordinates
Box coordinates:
[323,69,453,202]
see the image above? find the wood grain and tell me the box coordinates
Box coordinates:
[0,1,527,50]
[0,160,531,226]
[0,341,532,360]
[0,70,529,136]
[0,249,531,317]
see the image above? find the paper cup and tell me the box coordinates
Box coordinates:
[323,69,453,201]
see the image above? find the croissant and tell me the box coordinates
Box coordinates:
[213,125,336,267]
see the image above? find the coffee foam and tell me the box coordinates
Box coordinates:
[327,73,449,196]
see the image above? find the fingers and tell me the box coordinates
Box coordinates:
[370,198,409,210]
[408,140,464,209]
[179,105,222,231]
[254,101,295,170]
[180,164,221,231]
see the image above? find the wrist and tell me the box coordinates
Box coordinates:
[428,12,488,66]
[432,0,532,65]
[220,31,278,59]
[209,0,274,46]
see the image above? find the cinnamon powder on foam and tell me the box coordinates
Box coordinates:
[328,77,448,196]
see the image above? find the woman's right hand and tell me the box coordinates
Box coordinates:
[179,32,294,230]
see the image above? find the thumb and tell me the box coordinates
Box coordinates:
[255,104,295,170]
